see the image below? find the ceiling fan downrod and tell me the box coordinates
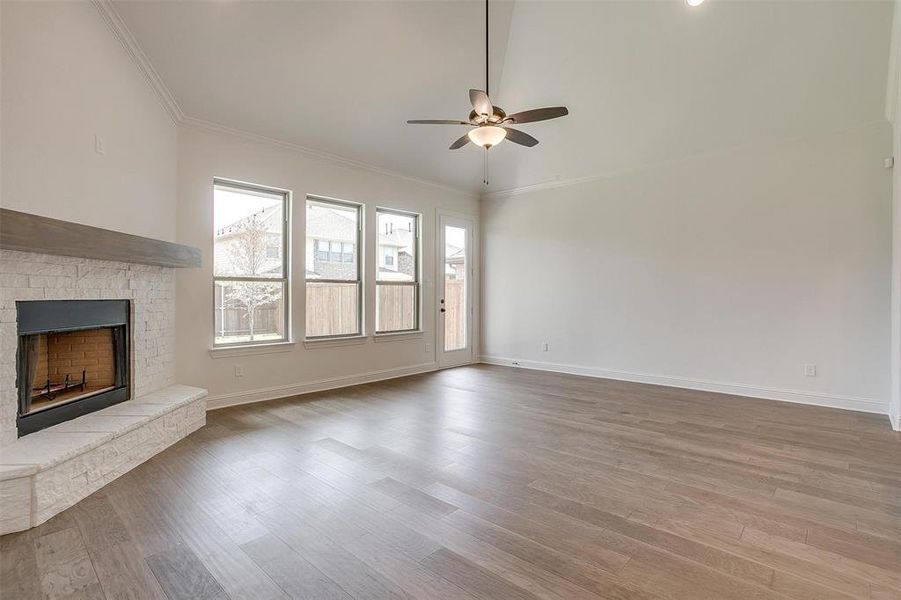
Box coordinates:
[485,0,489,97]
[403,0,569,174]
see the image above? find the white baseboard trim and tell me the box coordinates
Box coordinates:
[890,408,900,432]
[479,356,888,416]
[206,362,438,411]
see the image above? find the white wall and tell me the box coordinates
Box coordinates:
[889,0,901,431]
[176,126,479,407]
[0,1,177,242]
[481,122,893,415]
[892,106,900,429]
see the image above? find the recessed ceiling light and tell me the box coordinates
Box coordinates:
[687,0,705,6]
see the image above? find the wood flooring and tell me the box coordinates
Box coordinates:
[2,364,899,599]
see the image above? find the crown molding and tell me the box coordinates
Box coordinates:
[92,0,185,123]
[481,172,615,201]
[181,116,478,199]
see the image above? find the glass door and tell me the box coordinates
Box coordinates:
[438,214,473,368]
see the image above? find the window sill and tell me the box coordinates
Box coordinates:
[303,335,369,349]
[209,341,295,359]
[373,330,424,342]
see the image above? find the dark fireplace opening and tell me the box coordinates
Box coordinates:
[16,300,130,437]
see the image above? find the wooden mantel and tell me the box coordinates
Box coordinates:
[0,209,201,268]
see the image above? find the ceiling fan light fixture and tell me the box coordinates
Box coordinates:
[468,125,507,148]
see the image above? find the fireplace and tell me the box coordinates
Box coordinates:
[16,300,130,436]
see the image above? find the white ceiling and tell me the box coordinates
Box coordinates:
[113,1,894,194]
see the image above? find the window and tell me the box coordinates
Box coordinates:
[306,197,362,338]
[213,180,289,346]
[329,241,342,262]
[314,240,329,261]
[376,209,419,333]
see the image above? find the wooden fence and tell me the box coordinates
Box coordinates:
[306,283,359,337]
[376,284,416,333]
[443,279,465,351]
[216,306,280,338]
[219,281,465,343]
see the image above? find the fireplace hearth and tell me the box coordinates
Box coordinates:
[16,300,130,436]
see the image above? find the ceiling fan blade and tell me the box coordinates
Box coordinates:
[503,127,539,147]
[506,106,569,124]
[407,119,470,125]
[469,89,493,117]
[449,133,471,150]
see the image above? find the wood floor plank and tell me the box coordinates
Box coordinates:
[255,504,412,600]
[370,477,459,518]
[149,461,290,600]
[145,542,228,600]
[424,481,632,573]
[33,527,104,600]
[69,492,167,600]
[0,528,42,600]
[386,493,633,600]
[805,525,901,572]
[2,364,898,599]
[241,533,352,600]
[420,547,541,600]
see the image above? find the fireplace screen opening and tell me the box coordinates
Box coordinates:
[17,300,131,437]
[21,326,127,415]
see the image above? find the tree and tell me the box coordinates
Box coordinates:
[224,214,279,340]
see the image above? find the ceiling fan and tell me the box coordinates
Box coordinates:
[406,0,568,153]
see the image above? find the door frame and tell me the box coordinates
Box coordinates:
[436,211,475,369]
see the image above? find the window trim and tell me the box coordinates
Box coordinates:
[375,207,421,335]
[212,178,291,348]
[305,195,364,340]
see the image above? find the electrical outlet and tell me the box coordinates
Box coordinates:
[804,364,816,377]
[541,342,549,352]
[234,364,244,378]
[425,343,432,353]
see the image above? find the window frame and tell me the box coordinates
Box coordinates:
[212,178,291,348]
[305,195,364,340]
[375,207,421,335]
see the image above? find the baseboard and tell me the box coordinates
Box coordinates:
[890,407,900,431]
[479,356,888,416]
[206,362,438,410]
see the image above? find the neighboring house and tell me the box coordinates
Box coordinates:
[445,244,465,280]
[217,205,419,283]
[305,206,358,280]
[377,224,415,281]
[214,204,283,277]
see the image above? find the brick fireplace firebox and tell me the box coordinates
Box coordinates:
[16,299,131,436]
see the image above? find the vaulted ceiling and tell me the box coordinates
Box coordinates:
[113,0,894,194]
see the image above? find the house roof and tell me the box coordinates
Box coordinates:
[378,227,412,249]
[306,205,357,243]
[215,204,282,239]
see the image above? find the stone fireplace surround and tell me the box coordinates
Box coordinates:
[0,249,207,535]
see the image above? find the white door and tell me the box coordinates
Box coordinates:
[437,214,473,368]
